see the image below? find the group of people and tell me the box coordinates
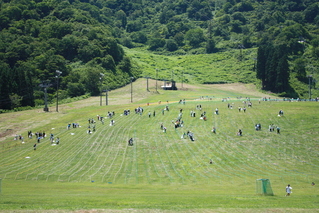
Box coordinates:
[106,111,115,118]
[67,122,80,129]
[238,107,247,112]
[123,109,131,116]
[14,134,24,141]
[87,124,96,134]
[269,124,280,134]
[255,123,262,131]
[254,123,281,134]
[135,107,144,115]
[158,100,277,139]
[148,111,156,118]
[160,123,167,133]
[23,98,286,156]
[278,110,284,117]
[173,119,184,129]
[200,111,207,121]
[27,130,60,150]
[178,99,186,104]
[13,95,309,198]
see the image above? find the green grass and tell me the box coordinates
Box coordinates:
[126,47,258,84]
[0,80,318,212]
[1,180,318,211]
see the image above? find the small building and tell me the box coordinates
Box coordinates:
[161,80,177,90]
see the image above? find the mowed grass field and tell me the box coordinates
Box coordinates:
[0,79,318,212]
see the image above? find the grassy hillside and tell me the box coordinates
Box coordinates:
[0,80,318,212]
[1,0,319,110]
[126,47,319,99]
[127,47,257,84]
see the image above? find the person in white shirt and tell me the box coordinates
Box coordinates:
[286,184,292,196]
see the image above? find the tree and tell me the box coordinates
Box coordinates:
[60,35,79,61]
[67,82,85,97]
[232,12,246,24]
[39,21,72,39]
[230,20,242,33]
[206,39,216,53]
[131,31,147,44]
[257,44,290,93]
[185,28,205,48]
[126,20,142,32]
[13,61,35,107]
[148,37,165,50]
[9,93,23,109]
[293,58,306,81]
[117,56,132,73]
[82,67,103,95]
[115,10,127,28]
[174,33,184,46]
[2,6,22,20]
[304,3,319,22]
[165,39,178,51]
[275,54,290,93]
[0,62,11,109]
[257,44,270,89]
[121,37,133,48]
[78,43,102,63]
[0,14,10,29]
[236,1,254,12]
[265,46,278,91]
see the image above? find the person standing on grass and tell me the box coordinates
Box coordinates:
[163,127,167,133]
[33,143,37,150]
[212,127,216,134]
[286,184,292,196]
[237,129,242,136]
[128,138,133,146]
[50,133,54,143]
[276,126,280,134]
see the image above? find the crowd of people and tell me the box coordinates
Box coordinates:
[12,97,286,157]
[9,95,316,197]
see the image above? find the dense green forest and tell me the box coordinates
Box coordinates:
[0,0,319,110]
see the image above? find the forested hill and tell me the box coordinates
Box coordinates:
[1,0,319,110]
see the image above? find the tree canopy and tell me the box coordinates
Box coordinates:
[1,0,319,109]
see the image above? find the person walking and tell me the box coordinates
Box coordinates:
[286,184,292,196]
